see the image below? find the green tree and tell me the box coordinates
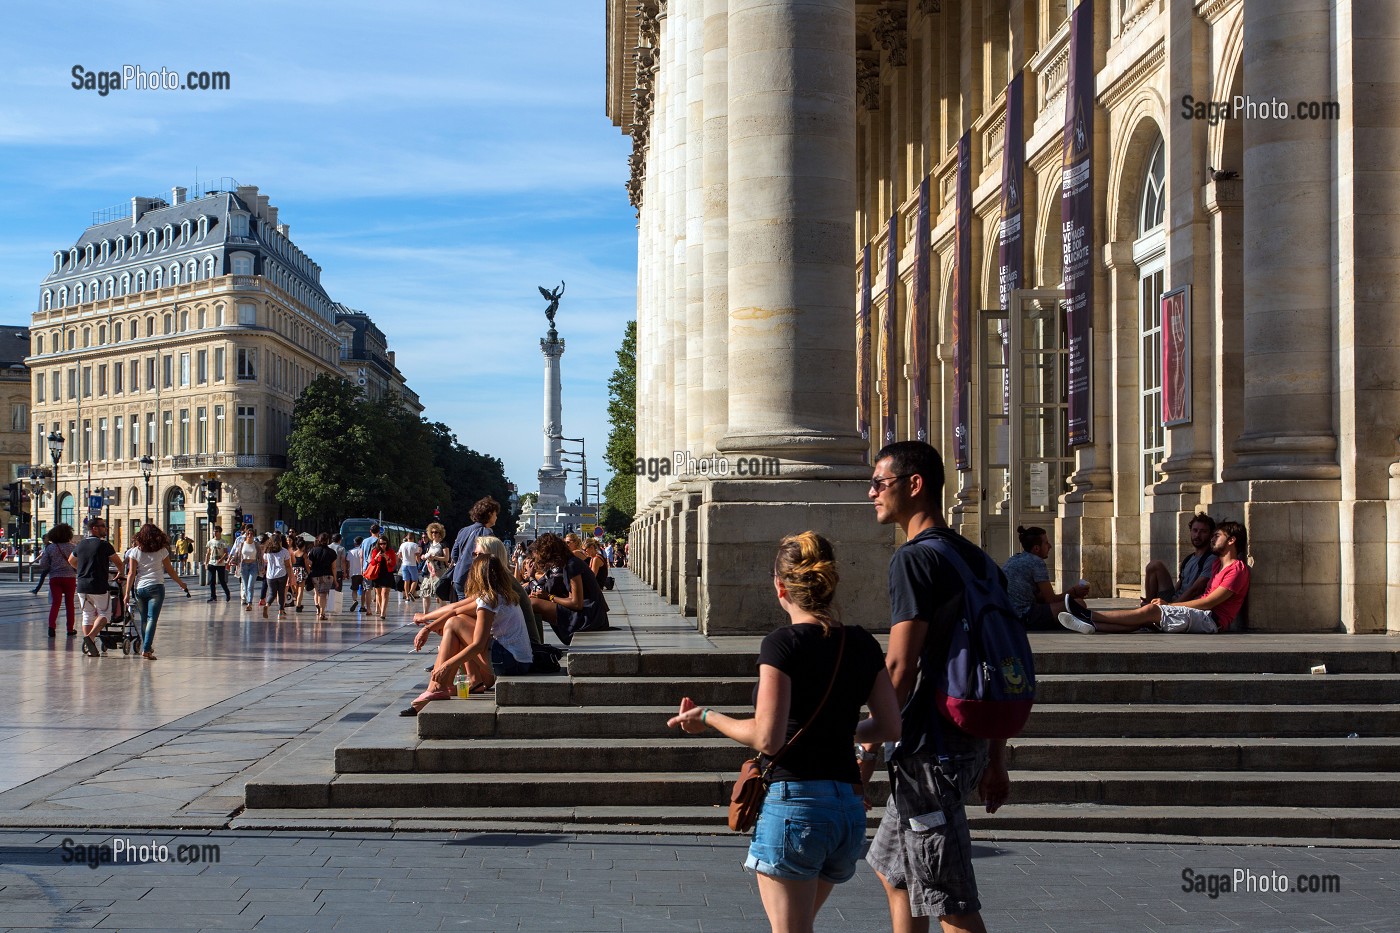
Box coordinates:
[427,421,518,541]
[603,320,636,524]
[277,375,378,526]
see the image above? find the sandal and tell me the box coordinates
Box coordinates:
[142,651,157,660]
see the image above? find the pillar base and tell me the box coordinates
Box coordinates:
[697,478,892,636]
[1056,496,1114,600]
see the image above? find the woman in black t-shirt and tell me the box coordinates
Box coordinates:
[527,533,609,646]
[305,534,338,621]
[667,531,901,932]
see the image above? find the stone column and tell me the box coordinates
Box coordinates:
[720,0,865,470]
[1206,0,1341,632]
[701,0,729,461]
[699,0,891,635]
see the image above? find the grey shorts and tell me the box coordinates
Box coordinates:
[1156,603,1218,633]
[866,747,989,919]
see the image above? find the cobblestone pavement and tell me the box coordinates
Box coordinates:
[0,830,1397,932]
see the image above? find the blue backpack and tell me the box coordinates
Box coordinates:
[919,537,1036,739]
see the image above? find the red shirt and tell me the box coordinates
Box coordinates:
[1207,560,1250,631]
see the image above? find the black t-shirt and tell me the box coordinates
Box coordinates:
[307,546,337,577]
[888,527,1003,757]
[754,623,886,784]
[72,537,117,594]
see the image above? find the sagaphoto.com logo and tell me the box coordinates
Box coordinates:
[72,64,231,96]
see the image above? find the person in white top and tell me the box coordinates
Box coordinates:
[261,532,292,620]
[230,525,261,611]
[398,536,423,601]
[124,523,190,660]
[345,538,367,612]
[421,523,450,610]
[403,553,532,716]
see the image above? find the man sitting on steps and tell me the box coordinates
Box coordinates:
[1141,512,1218,606]
[1061,520,1250,635]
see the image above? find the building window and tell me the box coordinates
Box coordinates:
[214,347,226,381]
[180,309,189,331]
[36,376,45,403]
[97,365,108,395]
[113,361,123,394]
[161,410,172,457]
[236,406,255,455]
[152,268,162,289]
[136,271,146,292]
[162,354,173,389]
[186,260,197,283]
[237,348,256,381]
[145,357,156,391]
[196,350,207,384]
[82,327,91,348]
[12,403,29,432]
[51,371,59,402]
[43,290,52,311]
[214,405,225,453]
[58,287,68,307]
[204,257,215,279]
[81,366,92,398]
[67,367,76,400]
[82,419,91,462]
[1134,136,1168,490]
[215,305,224,326]
[130,415,139,459]
[146,412,155,455]
[163,313,172,335]
[178,408,189,455]
[232,214,249,237]
[197,407,207,454]
[113,321,122,342]
[97,418,107,461]
[198,309,206,329]
[114,417,123,461]
[129,359,139,393]
[179,352,191,387]
[67,421,76,463]
[145,316,155,337]
[232,255,253,276]
[237,302,256,326]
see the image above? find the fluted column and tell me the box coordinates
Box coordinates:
[684,0,706,461]
[667,1,689,467]
[701,0,729,458]
[1228,0,1338,480]
[720,0,864,474]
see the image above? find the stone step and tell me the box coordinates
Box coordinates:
[495,673,1400,708]
[336,735,1400,776]
[415,702,1400,740]
[227,804,1400,843]
[565,645,1400,678]
[298,769,1398,811]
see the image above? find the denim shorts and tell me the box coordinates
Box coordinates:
[744,780,866,884]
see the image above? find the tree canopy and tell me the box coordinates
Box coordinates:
[277,374,514,539]
[602,320,636,531]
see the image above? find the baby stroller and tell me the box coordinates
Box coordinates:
[96,570,141,656]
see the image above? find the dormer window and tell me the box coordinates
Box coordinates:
[231,213,249,238]
[116,237,124,258]
[84,244,95,264]
[135,270,146,292]
[198,216,209,239]
[58,287,68,307]
[169,262,180,285]
[103,277,114,298]
[186,259,197,282]
[164,224,174,246]
[181,220,191,242]
[68,248,78,268]
[53,252,62,273]
[100,241,109,262]
[203,257,215,279]
[120,272,130,295]
[42,290,52,311]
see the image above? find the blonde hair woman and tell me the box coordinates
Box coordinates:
[474,535,545,647]
[421,522,450,609]
[668,532,901,933]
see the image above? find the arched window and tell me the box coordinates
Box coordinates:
[97,325,106,344]
[169,263,181,285]
[82,327,91,348]
[89,279,99,301]
[1134,136,1168,488]
[135,270,146,292]
[42,290,52,311]
[186,259,197,282]
[58,286,68,307]
[146,316,156,337]
[163,313,173,335]
[36,334,44,354]
[53,252,62,273]
[151,268,162,289]
[120,272,130,296]
[103,277,114,298]
[180,309,189,331]
[67,330,76,350]
[68,248,78,268]
[181,221,191,242]
[116,236,125,258]
[203,257,215,279]
[197,309,206,328]
[164,224,174,246]
[58,492,74,527]
[114,321,123,342]
[198,216,208,239]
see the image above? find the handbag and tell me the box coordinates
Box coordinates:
[727,626,847,832]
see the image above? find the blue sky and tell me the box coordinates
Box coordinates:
[0,0,638,506]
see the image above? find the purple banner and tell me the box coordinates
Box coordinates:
[1061,0,1094,447]
[911,177,931,442]
[997,73,1025,418]
[857,244,872,442]
[881,212,899,445]
[953,132,972,470]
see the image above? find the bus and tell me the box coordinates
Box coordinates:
[337,518,423,551]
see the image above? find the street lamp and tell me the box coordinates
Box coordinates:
[139,455,154,524]
[46,431,64,528]
[549,434,588,511]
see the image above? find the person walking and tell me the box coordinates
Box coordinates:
[667,532,901,933]
[364,537,397,619]
[421,522,450,609]
[231,524,261,611]
[262,532,292,620]
[346,536,366,612]
[305,533,338,621]
[31,531,54,595]
[205,526,231,602]
[288,535,310,613]
[863,441,1011,933]
[397,534,422,602]
[125,523,190,661]
[70,518,123,658]
[449,497,498,599]
[36,524,78,638]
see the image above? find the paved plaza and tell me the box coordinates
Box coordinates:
[2,571,1399,931]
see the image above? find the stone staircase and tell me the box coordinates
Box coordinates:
[244,628,1400,842]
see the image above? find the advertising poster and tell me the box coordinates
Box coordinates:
[882,212,899,445]
[997,72,1025,417]
[1061,0,1094,446]
[911,176,931,442]
[953,132,972,470]
[857,244,872,441]
[1161,286,1192,425]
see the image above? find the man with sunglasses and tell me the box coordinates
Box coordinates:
[68,517,123,657]
[861,440,1009,933]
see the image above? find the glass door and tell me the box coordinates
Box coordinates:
[1008,289,1073,548]
[978,308,1011,562]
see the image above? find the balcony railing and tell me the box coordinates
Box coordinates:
[170,454,287,471]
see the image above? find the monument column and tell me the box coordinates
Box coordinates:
[699,0,888,635]
[1206,0,1341,631]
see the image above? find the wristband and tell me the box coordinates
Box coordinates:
[701,708,710,724]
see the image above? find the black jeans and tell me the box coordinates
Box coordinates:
[208,565,230,598]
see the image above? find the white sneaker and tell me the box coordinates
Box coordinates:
[1058,611,1095,634]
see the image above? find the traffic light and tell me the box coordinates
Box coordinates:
[4,483,19,515]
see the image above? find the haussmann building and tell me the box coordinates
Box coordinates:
[27,183,415,549]
[604,0,1399,635]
